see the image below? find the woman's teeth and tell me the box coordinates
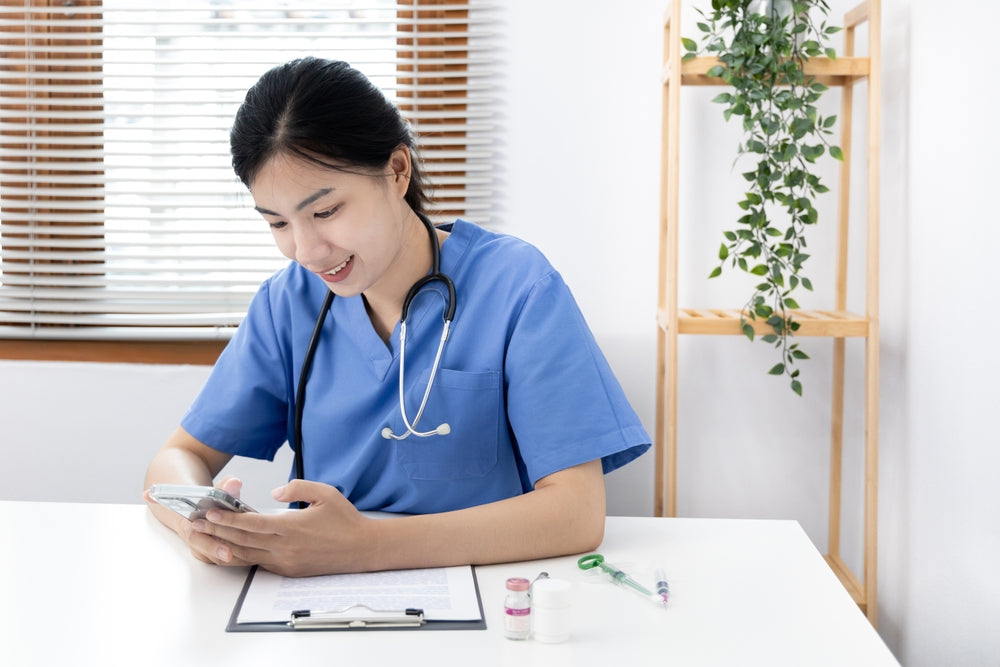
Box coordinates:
[326,257,351,275]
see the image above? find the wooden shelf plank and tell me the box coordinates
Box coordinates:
[664,55,871,87]
[657,308,869,337]
[825,553,868,614]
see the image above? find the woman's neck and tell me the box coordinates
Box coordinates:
[363,209,436,343]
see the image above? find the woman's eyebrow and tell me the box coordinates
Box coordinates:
[296,187,334,211]
[253,187,335,216]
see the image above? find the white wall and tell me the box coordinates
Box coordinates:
[888,2,1000,664]
[2,1,999,664]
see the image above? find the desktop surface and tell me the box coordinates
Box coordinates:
[0,501,898,666]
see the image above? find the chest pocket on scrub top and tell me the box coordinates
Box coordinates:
[393,368,501,480]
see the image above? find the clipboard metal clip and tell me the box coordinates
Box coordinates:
[290,605,426,629]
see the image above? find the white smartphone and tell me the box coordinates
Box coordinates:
[148,484,257,520]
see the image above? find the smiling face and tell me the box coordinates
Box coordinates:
[250,149,422,305]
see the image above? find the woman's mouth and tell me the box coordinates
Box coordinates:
[318,255,353,283]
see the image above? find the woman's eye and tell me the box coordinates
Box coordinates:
[315,206,339,219]
[268,220,288,230]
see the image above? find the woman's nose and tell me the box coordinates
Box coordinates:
[293,223,332,268]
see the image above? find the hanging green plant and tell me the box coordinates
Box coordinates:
[683,0,842,396]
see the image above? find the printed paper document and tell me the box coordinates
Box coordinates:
[236,564,483,624]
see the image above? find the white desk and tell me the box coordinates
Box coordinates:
[0,502,898,666]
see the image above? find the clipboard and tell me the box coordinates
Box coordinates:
[226,565,487,632]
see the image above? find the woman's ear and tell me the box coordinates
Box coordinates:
[388,146,411,199]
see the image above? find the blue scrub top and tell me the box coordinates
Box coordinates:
[182,220,650,514]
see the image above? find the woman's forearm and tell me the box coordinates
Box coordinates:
[365,459,607,571]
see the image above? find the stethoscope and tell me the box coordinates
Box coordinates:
[293,212,456,488]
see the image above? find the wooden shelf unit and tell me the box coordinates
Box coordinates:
[654,0,881,625]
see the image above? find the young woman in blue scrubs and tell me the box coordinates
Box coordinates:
[144,57,650,577]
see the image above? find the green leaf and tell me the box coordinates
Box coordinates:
[711,92,733,104]
[706,65,726,78]
[708,266,723,279]
[791,379,803,396]
[830,145,844,161]
[750,264,769,276]
[682,37,698,52]
[742,323,755,341]
[761,334,778,343]
[790,117,814,140]
[784,297,800,309]
[718,243,729,260]
[768,363,785,375]
[801,144,825,161]
[792,349,810,359]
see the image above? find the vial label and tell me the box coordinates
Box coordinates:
[504,607,530,639]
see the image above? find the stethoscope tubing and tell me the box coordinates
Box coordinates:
[294,289,334,485]
[292,213,455,502]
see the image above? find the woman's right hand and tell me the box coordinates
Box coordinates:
[143,426,242,567]
[174,476,256,567]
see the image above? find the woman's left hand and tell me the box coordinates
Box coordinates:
[191,479,373,577]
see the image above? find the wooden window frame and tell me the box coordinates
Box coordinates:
[1,0,473,366]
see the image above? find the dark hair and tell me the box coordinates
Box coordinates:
[230,57,429,215]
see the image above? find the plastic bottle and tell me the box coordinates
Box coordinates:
[503,577,531,640]
[530,578,572,643]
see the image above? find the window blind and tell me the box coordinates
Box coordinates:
[0,0,495,341]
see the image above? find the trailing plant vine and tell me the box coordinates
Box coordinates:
[683,0,842,396]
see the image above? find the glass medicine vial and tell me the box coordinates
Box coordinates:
[503,577,531,640]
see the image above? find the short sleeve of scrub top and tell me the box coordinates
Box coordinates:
[181,220,650,514]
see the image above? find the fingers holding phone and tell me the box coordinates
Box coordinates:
[147,483,257,567]
[148,483,257,520]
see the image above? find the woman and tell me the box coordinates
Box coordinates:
[144,57,649,577]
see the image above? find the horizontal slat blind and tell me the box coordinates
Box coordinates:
[0,0,495,341]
